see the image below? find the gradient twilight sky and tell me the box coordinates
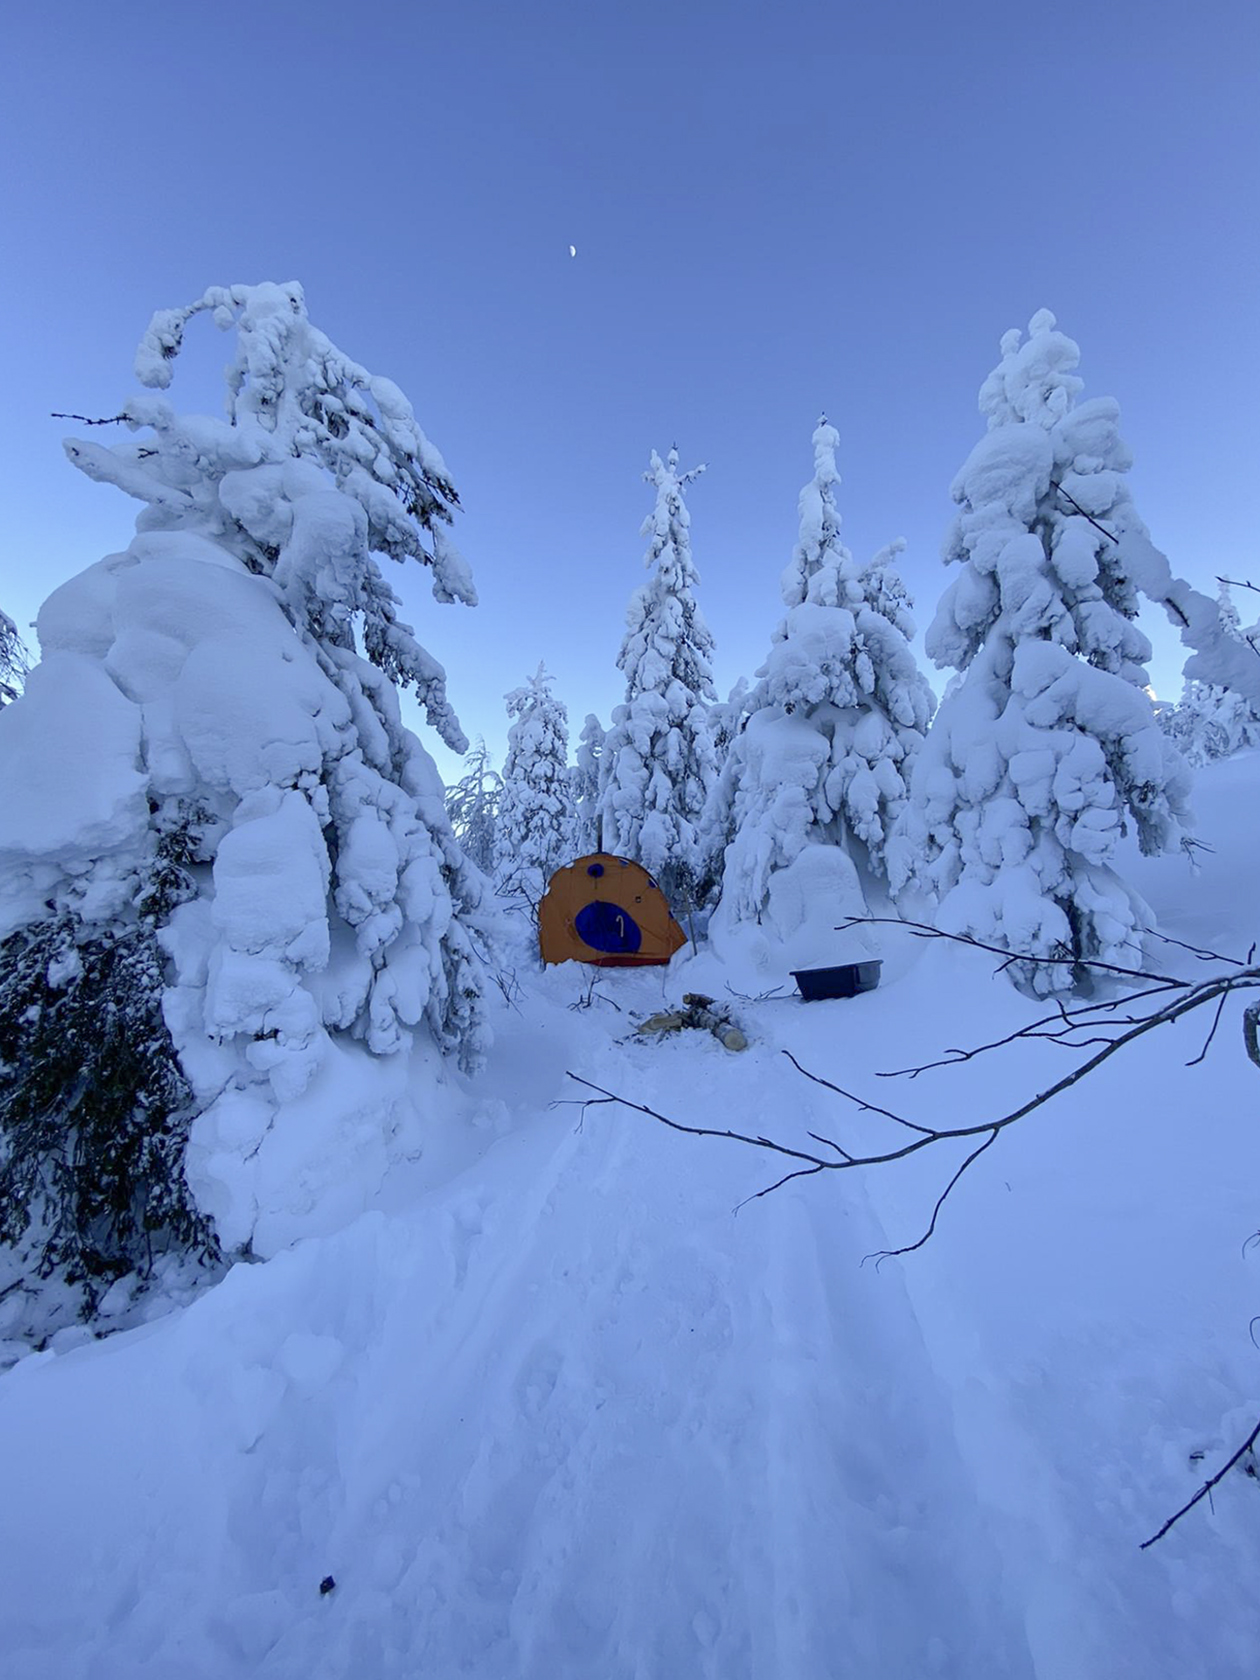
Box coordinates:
[3,0,1257,781]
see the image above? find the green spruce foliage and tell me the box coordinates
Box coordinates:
[0,915,219,1312]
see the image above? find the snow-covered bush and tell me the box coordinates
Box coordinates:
[598,448,718,908]
[703,675,749,789]
[494,664,575,901]
[445,739,502,875]
[0,283,488,1329]
[705,421,934,968]
[0,910,218,1331]
[570,713,605,855]
[0,607,28,705]
[906,310,1191,993]
[1158,588,1260,767]
[1161,680,1260,768]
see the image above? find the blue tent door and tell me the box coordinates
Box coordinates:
[574,900,643,955]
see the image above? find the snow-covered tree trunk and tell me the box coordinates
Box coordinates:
[570,713,605,855]
[0,283,490,1331]
[597,448,718,909]
[705,421,934,970]
[905,310,1191,993]
[494,664,575,902]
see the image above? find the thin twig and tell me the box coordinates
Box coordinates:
[807,1131,855,1162]
[734,1162,828,1211]
[782,1050,935,1136]
[1050,480,1120,546]
[865,1130,1001,1264]
[878,980,1183,1079]
[1148,929,1246,968]
[1186,989,1229,1067]
[725,982,788,1003]
[836,917,1182,988]
[565,1074,834,1169]
[1140,1419,1260,1549]
[50,411,130,426]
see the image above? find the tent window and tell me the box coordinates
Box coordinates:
[574,901,643,955]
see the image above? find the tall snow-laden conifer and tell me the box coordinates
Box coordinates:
[706,420,934,954]
[494,664,575,900]
[0,283,488,1330]
[597,448,717,907]
[906,310,1191,992]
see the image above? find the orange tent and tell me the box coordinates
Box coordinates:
[539,853,687,967]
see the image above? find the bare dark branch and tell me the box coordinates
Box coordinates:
[1050,480,1120,546]
[50,411,131,426]
[807,1131,855,1162]
[877,980,1184,1080]
[725,982,788,1003]
[1140,1418,1260,1549]
[564,1074,837,1171]
[1148,929,1247,968]
[570,967,1260,1199]
[835,916,1182,988]
[866,1130,1001,1264]
[734,1162,828,1211]
[781,1049,935,1136]
[1186,990,1230,1067]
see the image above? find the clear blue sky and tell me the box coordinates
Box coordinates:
[3,0,1257,779]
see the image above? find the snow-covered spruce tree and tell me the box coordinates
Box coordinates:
[597,447,718,909]
[494,664,575,902]
[1158,586,1260,768]
[705,675,749,777]
[905,310,1191,993]
[0,607,28,705]
[570,712,605,855]
[0,283,489,1327]
[445,739,502,875]
[705,420,934,962]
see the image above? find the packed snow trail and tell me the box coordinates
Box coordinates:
[0,968,1036,1680]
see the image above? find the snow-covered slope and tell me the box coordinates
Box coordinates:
[1,758,1259,1679]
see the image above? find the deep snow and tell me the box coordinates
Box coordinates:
[2,757,1259,1679]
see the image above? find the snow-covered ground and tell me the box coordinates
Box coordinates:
[2,756,1259,1679]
